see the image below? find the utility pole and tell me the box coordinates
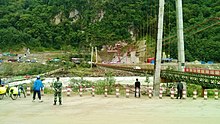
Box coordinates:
[153,0,164,96]
[176,0,186,96]
[176,0,185,72]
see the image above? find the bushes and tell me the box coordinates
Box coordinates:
[162,82,218,98]
[94,76,116,95]
[186,84,218,97]
[69,78,92,92]
[43,87,54,94]
[2,63,13,75]
[79,61,90,68]
[0,63,57,76]
[187,84,202,97]
[68,75,116,95]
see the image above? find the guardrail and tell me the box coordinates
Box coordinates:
[185,68,220,76]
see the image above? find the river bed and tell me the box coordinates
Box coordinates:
[9,76,154,87]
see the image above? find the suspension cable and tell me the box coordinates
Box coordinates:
[163,17,220,42]
[163,21,220,46]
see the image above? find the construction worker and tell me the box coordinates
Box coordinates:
[53,77,62,105]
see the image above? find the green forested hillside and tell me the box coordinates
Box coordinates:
[0,0,219,62]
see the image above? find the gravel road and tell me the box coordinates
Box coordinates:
[0,94,220,124]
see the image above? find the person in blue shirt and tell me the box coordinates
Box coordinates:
[33,75,44,102]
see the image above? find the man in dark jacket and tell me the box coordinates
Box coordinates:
[32,75,44,102]
[135,78,141,97]
[176,82,183,99]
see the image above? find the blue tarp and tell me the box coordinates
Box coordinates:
[162,58,173,61]
[207,61,213,64]
[150,60,155,64]
[200,61,206,64]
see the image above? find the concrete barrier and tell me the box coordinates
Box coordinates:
[66,86,71,96]
[193,90,197,100]
[116,86,119,98]
[149,88,152,98]
[159,87,163,99]
[170,88,174,99]
[215,89,218,100]
[204,89,207,100]
[104,86,108,97]
[79,86,83,97]
[26,86,31,96]
[126,85,129,98]
[182,89,186,99]
[92,86,95,97]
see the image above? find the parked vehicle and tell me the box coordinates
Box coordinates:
[161,58,173,63]
[49,58,60,63]
[8,59,17,62]
[31,59,37,63]
[72,58,83,64]
[3,52,17,56]
[25,59,31,63]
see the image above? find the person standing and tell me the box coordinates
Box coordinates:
[176,82,183,99]
[32,76,44,102]
[53,77,62,105]
[0,78,5,86]
[0,78,2,86]
[135,78,141,97]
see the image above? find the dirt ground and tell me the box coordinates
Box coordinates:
[0,94,220,124]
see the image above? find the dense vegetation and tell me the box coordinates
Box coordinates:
[0,63,58,76]
[0,0,219,62]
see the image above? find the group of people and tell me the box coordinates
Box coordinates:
[134,78,184,99]
[32,76,62,105]
[32,77,184,105]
